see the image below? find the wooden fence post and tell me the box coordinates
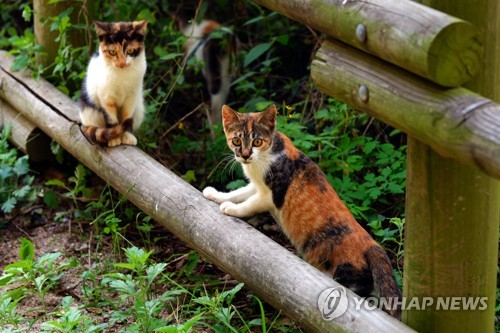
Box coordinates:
[404,0,500,331]
[33,0,89,67]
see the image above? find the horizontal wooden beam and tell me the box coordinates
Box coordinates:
[311,39,500,179]
[0,52,414,332]
[251,0,482,87]
[0,98,51,162]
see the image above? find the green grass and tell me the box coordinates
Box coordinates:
[0,238,302,332]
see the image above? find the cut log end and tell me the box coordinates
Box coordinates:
[429,21,483,87]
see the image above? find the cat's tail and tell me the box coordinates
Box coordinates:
[365,245,402,319]
[81,118,133,145]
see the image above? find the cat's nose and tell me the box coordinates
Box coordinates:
[241,150,252,161]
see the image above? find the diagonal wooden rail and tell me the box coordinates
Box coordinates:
[0,52,414,332]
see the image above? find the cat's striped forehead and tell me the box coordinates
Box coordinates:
[225,113,274,138]
[95,21,147,44]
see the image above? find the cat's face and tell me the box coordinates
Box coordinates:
[94,20,147,68]
[222,105,277,164]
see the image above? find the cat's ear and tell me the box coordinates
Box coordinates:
[222,105,240,129]
[93,20,109,38]
[133,20,148,36]
[258,104,277,131]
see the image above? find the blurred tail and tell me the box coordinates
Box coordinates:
[365,246,402,319]
[81,118,133,145]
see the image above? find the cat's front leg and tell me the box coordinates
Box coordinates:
[203,183,255,204]
[219,192,273,218]
[102,97,119,125]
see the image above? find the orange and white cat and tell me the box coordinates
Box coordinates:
[80,20,147,146]
[203,105,402,319]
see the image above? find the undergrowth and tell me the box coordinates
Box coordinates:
[0,0,410,331]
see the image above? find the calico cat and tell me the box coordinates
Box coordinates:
[203,105,402,319]
[178,18,235,125]
[80,20,147,147]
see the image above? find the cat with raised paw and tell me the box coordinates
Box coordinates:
[80,20,147,147]
[203,104,402,319]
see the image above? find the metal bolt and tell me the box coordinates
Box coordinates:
[358,85,369,103]
[356,24,367,43]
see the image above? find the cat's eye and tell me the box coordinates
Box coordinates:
[108,49,117,56]
[127,48,136,55]
[253,138,263,147]
[232,138,242,146]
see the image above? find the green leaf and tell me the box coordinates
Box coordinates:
[10,54,30,72]
[41,321,64,330]
[113,263,136,271]
[22,5,32,22]
[45,179,66,188]
[182,170,196,184]
[226,179,246,190]
[137,8,156,24]
[1,197,16,213]
[155,313,204,332]
[160,53,184,61]
[275,34,289,45]
[13,156,29,176]
[109,280,136,295]
[0,274,13,286]
[146,263,167,286]
[43,190,59,209]
[243,15,265,26]
[13,185,31,199]
[155,328,179,333]
[19,238,35,261]
[244,43,272,67]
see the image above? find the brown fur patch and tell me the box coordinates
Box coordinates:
[81,118,133,145]
[202,20,220,36]
[279,133,300,160]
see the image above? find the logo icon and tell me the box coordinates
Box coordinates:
[318,286,349,320]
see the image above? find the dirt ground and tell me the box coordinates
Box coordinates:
[0,181,293,332]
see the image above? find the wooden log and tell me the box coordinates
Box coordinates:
[0,98,52,162]
[311,39,500,180]
[251,0,482,87]
[404,0,500,332]
[0,53,414,332]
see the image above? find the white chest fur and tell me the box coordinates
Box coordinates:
[85,51,146,108]
[242,151,279,215]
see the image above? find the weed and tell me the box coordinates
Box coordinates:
[0,238,77,313]
[101,246,186,332]
[0,124,40,218]
[0,294,24,331]
[41,296,107,333]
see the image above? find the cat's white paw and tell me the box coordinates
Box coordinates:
[121,132,137,146]
[203,187,222,203]
[220,201,239,216]
[108,137,122,147]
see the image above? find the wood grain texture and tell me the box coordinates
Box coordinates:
[403,0,500,331]
[0,52,414,333]
[251,0,482,87]
[311,39,500,179]
[0,98,51,162]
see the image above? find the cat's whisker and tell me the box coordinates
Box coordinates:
[221,157,237,177]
